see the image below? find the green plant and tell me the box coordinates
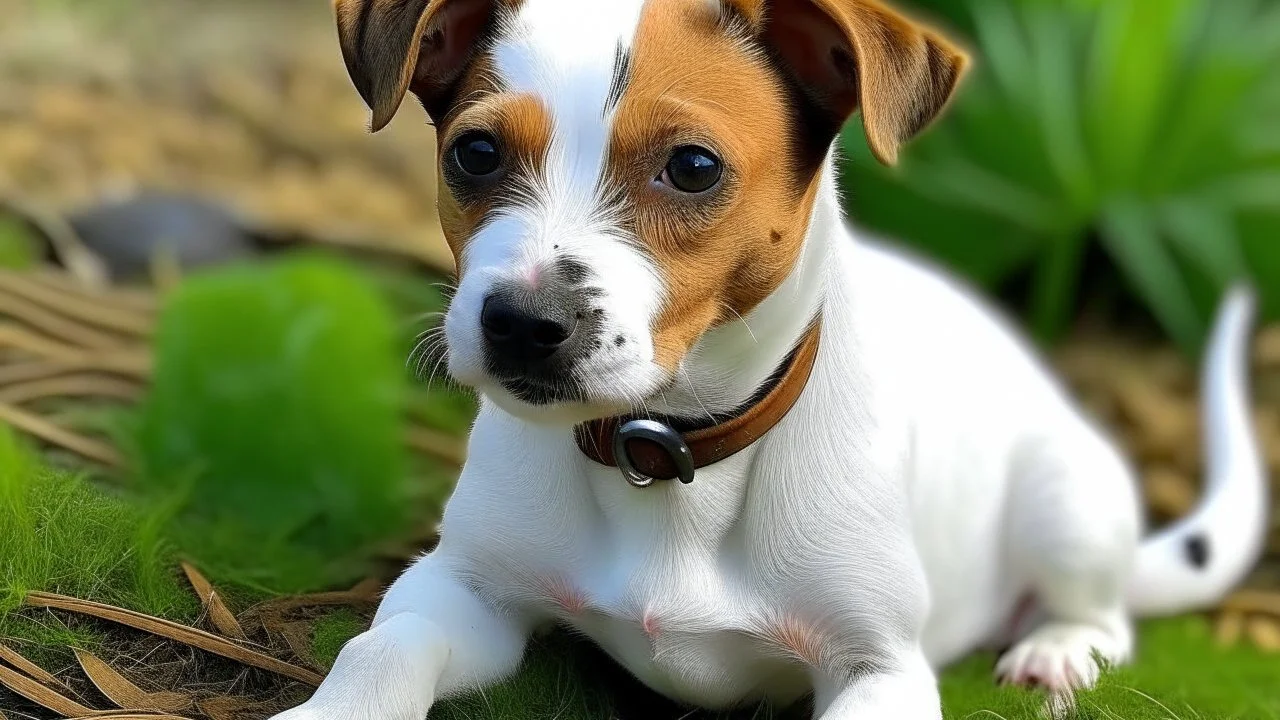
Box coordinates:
[134,254,413,594]
[842,0,1280,354]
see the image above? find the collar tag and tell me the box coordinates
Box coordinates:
[613,419,695,488]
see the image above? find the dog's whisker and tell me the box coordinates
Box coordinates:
[723,303,757,344]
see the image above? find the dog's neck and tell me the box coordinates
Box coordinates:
[646,158,842,422]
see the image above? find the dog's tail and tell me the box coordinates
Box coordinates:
[1127,286,1269,617]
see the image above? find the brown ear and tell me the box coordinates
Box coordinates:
[726,0,966,164]
[333,0,501,131]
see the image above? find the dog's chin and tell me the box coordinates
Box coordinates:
[465,375,634,426]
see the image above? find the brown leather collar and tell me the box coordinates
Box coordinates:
[574,321,822,486]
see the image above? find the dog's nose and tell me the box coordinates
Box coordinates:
[481,293,578,362]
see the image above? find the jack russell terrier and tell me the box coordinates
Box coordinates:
[275,0,1268,717]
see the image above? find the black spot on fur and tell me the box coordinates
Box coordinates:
[1185,534,1211,569]
[614,335,625,347]
[770,230,783,244]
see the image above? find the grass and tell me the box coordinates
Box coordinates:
[275,615,1279,720]
[0,425,192,621]
[0,423,195,660]
[942,617,1280,719]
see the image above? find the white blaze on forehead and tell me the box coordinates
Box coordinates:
[493,0,647,212]
[471,0,663,347]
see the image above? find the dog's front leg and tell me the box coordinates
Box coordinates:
[271,554,528,720]
[812,647,941,720]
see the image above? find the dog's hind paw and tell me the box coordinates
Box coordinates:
[994,622,1131,694]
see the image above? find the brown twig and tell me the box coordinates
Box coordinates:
[0,271,153,337]
[0,358,149,386]
[30,269,159,314]
[75,650,194,714]
[0,288,131,349]
[0,402,124,466]
[25,592,325,686]
[0,662,98,717]
[0,374,142,404]
[180,563,248,641]
[0,642,75,693]
[0,326,151,376]
[247,578,382,617]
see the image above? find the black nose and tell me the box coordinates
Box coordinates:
[481,293,578,362]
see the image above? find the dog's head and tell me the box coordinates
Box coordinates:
[335,0,965,423]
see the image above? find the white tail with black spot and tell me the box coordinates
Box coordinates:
[1128,287,1270,616]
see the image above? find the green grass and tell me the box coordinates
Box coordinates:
[943,618,1280,719]
[275,616,1277,720]
[0,424,195,656]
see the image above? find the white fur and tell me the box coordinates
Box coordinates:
[277,0,1268,717]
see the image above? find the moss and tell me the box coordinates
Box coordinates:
[309,610,368,670]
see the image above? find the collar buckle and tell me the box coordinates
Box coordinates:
[613,419,695,488]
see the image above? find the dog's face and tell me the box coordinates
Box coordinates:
[336,0,964,423]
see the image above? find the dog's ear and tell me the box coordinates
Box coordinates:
[334,0,502,131]
[724,0,966,165]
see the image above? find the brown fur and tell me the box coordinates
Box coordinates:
[725,0,968,164]
[437,90,555,273]
[606,0,965,369]
[334,0,522,130]
[609,0,821,370]
[332,0,965,373]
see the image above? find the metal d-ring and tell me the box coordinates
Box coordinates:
[613,418,695,488]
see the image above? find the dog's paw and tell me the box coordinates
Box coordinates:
[994,622,1130,694]
[267,696,428,720]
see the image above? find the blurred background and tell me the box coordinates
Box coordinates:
[0,0,1277,718]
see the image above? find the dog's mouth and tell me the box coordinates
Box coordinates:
[495,373,587,407]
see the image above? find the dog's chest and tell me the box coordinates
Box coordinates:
[454,454,814,708]
[530,536,810,708]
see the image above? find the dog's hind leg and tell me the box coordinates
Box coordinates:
[994,427,1143,697]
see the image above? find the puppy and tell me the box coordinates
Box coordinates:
[274,0,1268,717]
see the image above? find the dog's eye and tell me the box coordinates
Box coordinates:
[660,146,722,194]
[453,131,502,177]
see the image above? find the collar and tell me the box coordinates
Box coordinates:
[574,321,822,487]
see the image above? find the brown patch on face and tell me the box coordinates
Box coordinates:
[434,56,554,275]
[608,0,823,370]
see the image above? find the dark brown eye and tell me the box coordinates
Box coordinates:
[453,131,501,176]
[660,146,722,194]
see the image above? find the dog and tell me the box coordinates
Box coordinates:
[273,0,1269,717]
